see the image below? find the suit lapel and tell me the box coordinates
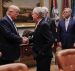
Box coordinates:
[35,18,44,30]
[4,16,17,32]
[67,18,72,31]
[63,18,72,32]
[62,20,66,32]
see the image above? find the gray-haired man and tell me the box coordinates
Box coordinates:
[29,7,53,71]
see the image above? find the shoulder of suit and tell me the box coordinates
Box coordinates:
[0,16,8,22]
[42,19,48,24]
[59,18,64,22]
[72,17,75,21]
[0,16,9,25]
[41,20,49,27]
[68,17,75,22]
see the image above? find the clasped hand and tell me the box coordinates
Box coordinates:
[22,37,29,44]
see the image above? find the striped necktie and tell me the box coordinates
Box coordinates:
[12,21,17,31]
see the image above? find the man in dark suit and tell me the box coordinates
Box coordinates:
[29,7,53,71]
[0,5,28,65]
[57,8,75,49]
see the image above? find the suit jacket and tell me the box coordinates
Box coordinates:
[29,18,53,58]
[57,17,75,49]
[45,17,57,40]
[0,16,22,60]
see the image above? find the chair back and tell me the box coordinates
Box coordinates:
[56,49,75,71]
[0,63,28,71]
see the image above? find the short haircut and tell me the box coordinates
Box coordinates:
[64,8,72,13]
[7,5,20,14]
[41,7,49,17]
[32,7,44,18]
[42,7,49,13]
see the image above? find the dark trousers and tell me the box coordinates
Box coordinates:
[36,55,52,71]
[0,58,14,65]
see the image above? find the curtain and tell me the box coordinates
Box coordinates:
[50,0,58,18]
[62,0,69,11]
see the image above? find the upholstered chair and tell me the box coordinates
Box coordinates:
[56,49,75,71]
[0,63,28,71]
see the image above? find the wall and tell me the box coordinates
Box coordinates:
[43,0,71,17]
[0,0,3,19]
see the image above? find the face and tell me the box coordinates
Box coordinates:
[45,12,49,17]
[62,9,71,19]
[32,12,39,22]
[9,9,19,20]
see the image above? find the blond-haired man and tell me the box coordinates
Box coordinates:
[0,5,28,65]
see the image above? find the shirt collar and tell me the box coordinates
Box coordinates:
[37,19,42,25]
[65,17,70,21]
[7,15,13,22]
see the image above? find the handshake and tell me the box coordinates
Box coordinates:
[21,29,33,45]
[21,37,29,45]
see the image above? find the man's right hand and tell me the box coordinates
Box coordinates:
[57,42,62,47]
[22,37,29,44]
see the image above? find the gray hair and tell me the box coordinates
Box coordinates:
[32,7,44,18]
[6,5,20,14]
[64,8,72,14]
[42,7,49,13]
[41,7,49,17]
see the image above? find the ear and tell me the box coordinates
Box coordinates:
[36,14,39,18]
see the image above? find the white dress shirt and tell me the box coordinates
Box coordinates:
[65,17,70,31]
[7,15,17,31]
